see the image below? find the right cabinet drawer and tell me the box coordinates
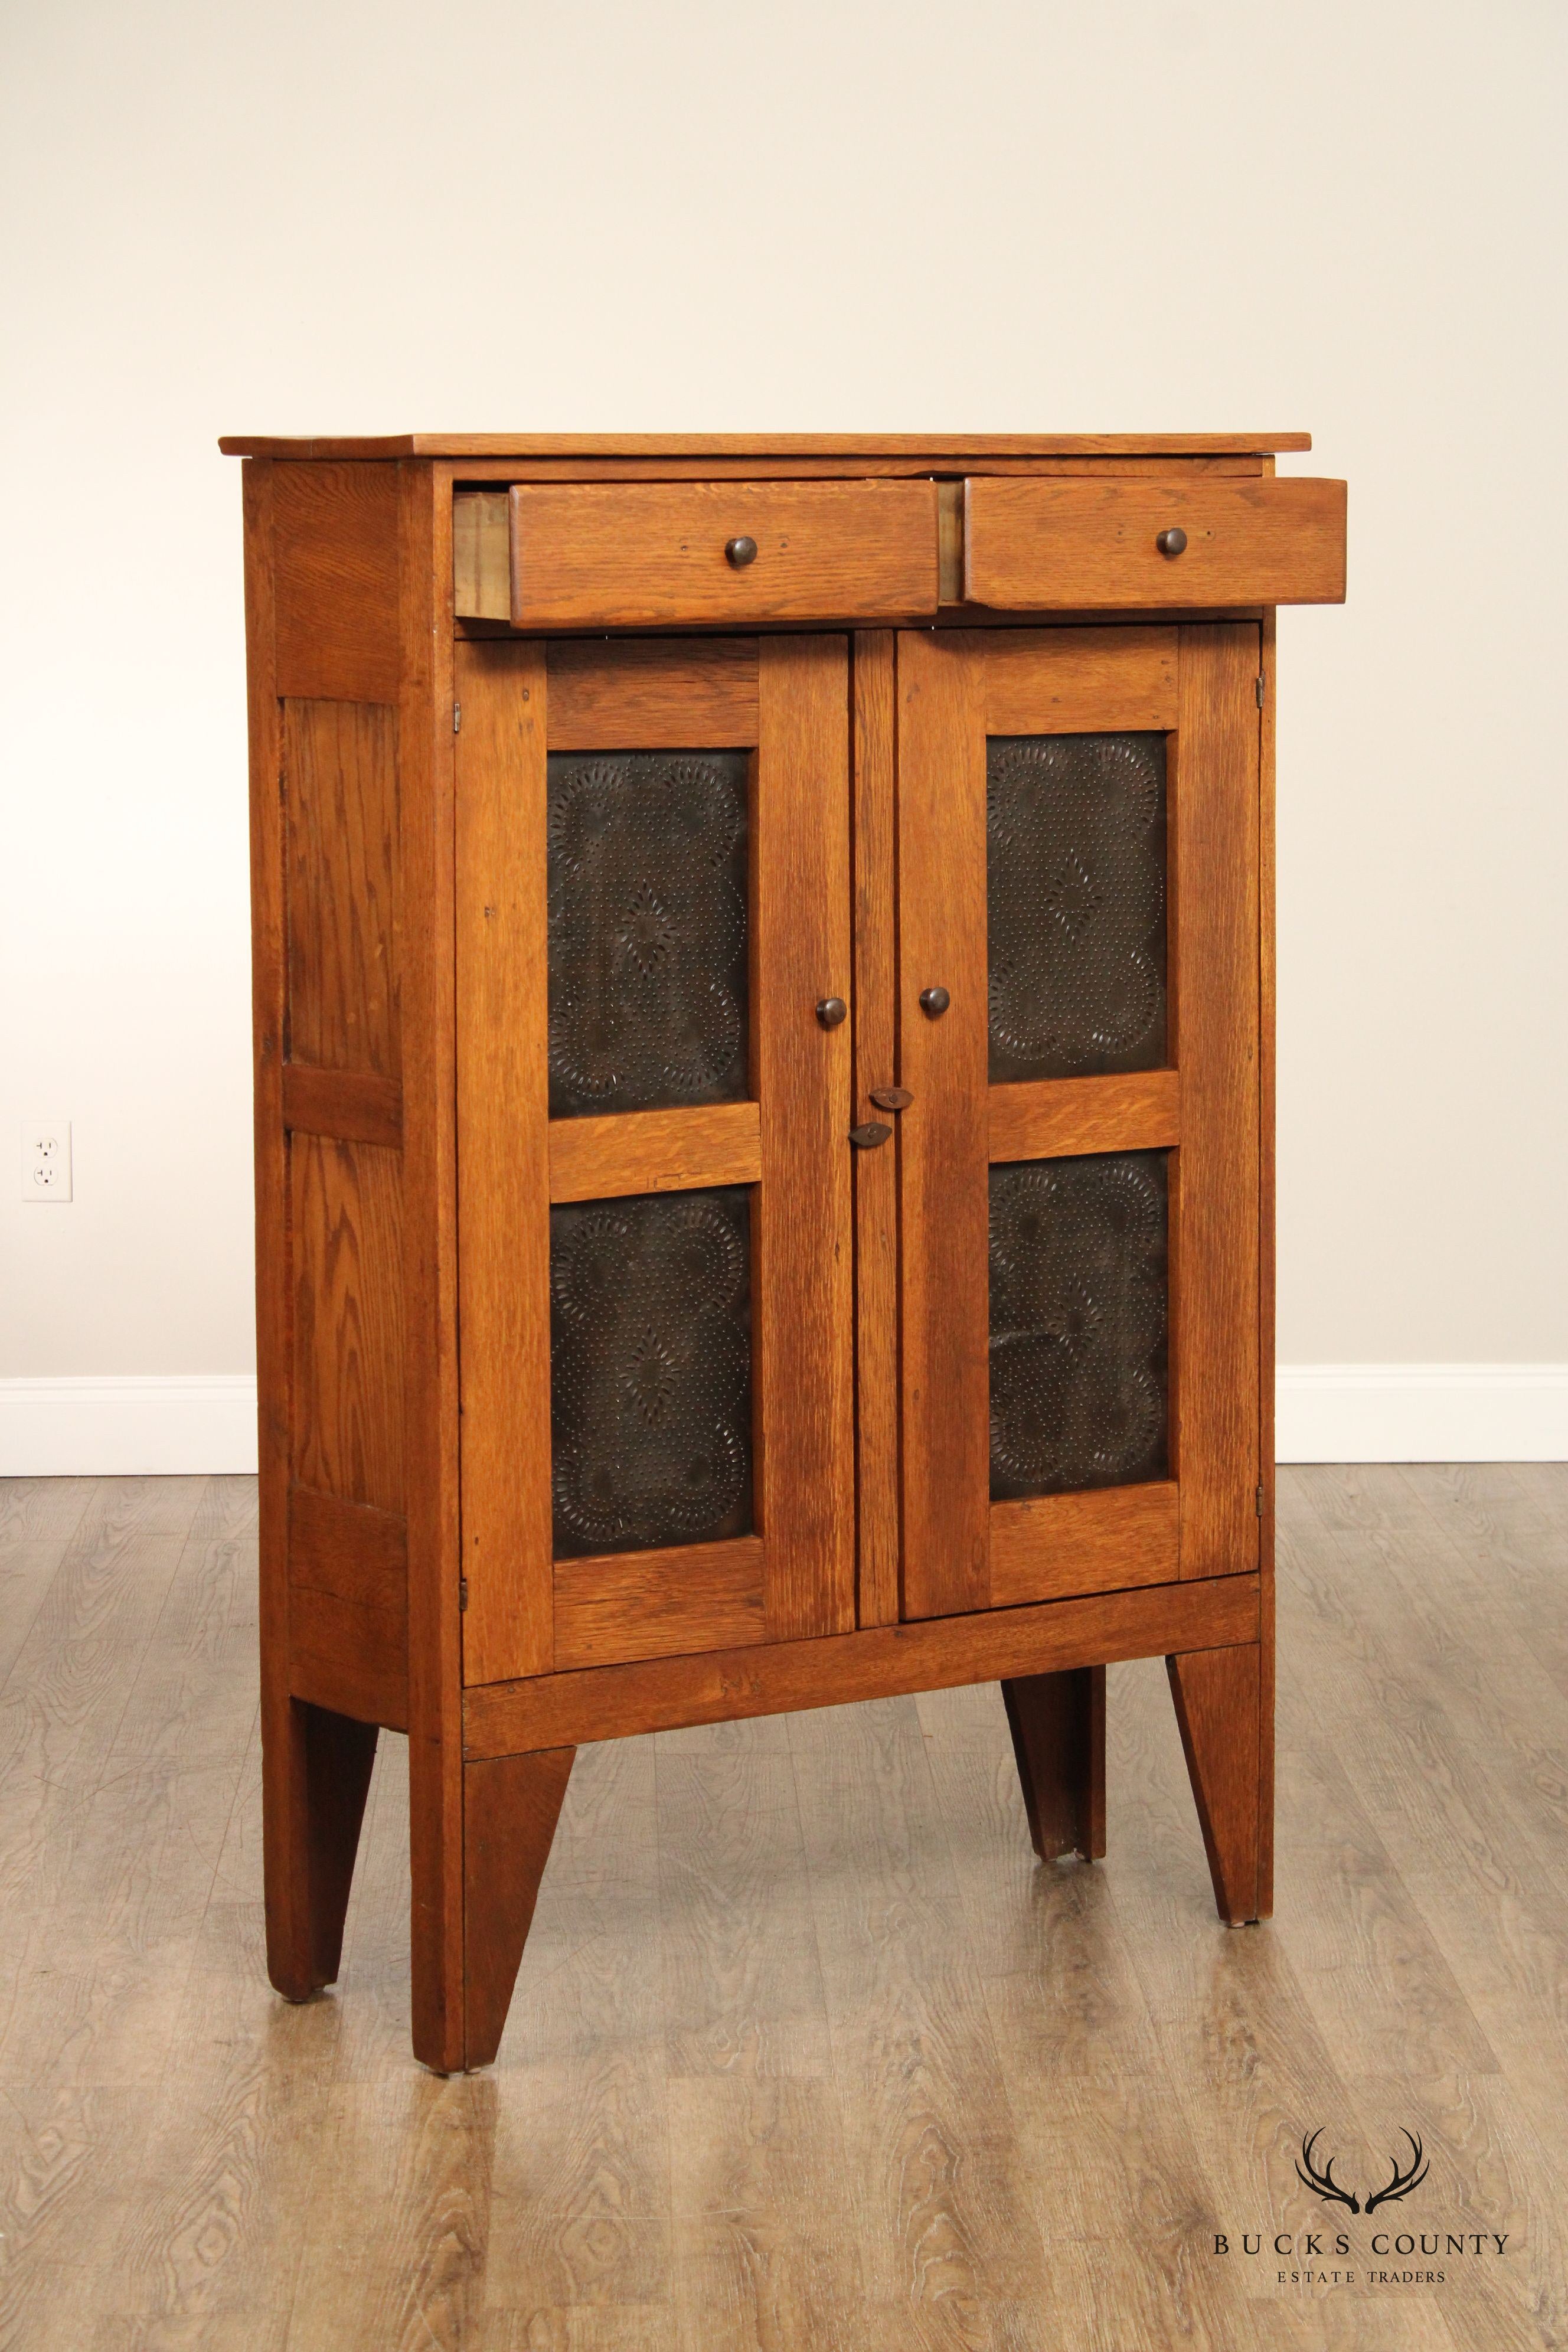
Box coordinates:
[963,475,1347,609]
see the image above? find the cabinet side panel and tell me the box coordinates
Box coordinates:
[290,1135,407,1514]
[1173,625,1261,1576]
[282,699,401,1079]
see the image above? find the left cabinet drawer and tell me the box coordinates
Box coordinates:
[455,480,939,628]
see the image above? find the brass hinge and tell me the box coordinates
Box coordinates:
[1255,674,1266,708]
[453,701,462,733]
[1256,1485,1267,1517]
[459,1576,469,1612]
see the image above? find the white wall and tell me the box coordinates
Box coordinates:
[2,0,1564,1466]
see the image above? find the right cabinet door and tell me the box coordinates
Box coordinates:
[896,623,1262,1619]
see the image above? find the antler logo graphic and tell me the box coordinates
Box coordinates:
[1295,2129,1360,2213]
[1294,2128,1429,2215]
[1364,2131,1428,2213]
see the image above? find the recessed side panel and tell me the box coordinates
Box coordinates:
[283,698,401,1081]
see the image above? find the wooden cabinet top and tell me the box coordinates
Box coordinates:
[219,429,1313,462]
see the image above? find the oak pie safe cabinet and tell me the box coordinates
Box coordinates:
[224,430,1346,2072]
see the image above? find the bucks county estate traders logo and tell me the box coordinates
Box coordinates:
[1295,2127,1428,2214]
[1208,2123,1513,2287]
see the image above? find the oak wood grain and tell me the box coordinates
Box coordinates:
[988,1067,1181,1164]
[1001,1664,1106,1861]
[242,458,311,2018]
[1172,626,1262,1579]
[282,698,400,1079]
[544,634,759,748]
[553,1537,766,1672]
[895,631,991,1619]
[981,622,1178,732]
[463,1749,576,2069]
[989,1480,1181,1607]
[1166,1642,1263,1924]
[547,1101,760,1204]
[453,640,554,1686]
[395,460,467,2077]
[1257,599,1278,1918]
[282,1063,402,1148]
[287,1485,406,1615]
[222,430,1316,458]
[272,463,401,701]
[510,481,937,628]
[850,632,901,1628]
[965,475,1346,609]
[465,1573,1261,1756]
[289,1137,406,1514]
[753,636,855,1642]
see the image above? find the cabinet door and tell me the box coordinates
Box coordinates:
[896,625,1261,1619]
[456,635,855,1683]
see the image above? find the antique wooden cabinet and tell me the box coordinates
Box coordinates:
[223,430,1346,2072]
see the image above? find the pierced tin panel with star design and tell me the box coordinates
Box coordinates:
[547,749,750,1118]
[549,1187,754,1558]
[989,1151,1168,1500]
[986,732,1167,1082]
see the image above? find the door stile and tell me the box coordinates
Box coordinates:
[850,631,901,1627]
[1171,623,1261,1577]
[754,636,856,1639]
[454,639,555,1685]
[896,631,992,1620]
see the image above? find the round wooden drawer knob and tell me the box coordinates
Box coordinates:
[816,997,848,1027]
[1156,527,1188,558]
[919,986,950,1017]
[726,535,759,568]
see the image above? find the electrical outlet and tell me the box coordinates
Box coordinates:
[20,1121,71,1202]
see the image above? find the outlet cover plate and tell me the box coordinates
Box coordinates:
[20,1121,72,1202]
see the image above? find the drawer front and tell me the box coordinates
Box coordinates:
[509,480,939,628]
[963,475,1346,609]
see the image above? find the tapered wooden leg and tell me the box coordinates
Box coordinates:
[1167,1641,1267,1925]
[1002,1665,1106,1862]
[461,1747,576,2069]
[263,1698,379,2000]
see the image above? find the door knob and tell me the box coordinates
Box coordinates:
[849,1122,892,1150]
[726,535,759,568]
[919,986,950,1017]
[1156,527,1188,557]
[816,997,848,1027]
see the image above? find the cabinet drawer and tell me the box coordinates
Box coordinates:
[963,475,1346,609]
[505,480,939,628]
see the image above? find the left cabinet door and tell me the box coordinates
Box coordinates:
[456,634,855,1684]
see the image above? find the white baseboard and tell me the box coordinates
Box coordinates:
[0,1376,260,1476]
[1275,1363,1568,1464]
[0,1366,1563,1479]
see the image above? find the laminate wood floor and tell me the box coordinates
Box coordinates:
[0,1466,1564,2350]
